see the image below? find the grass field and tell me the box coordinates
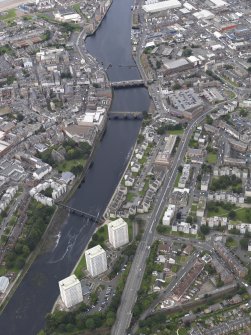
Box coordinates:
[57,158,86,172]
[0,9,16,21]
[174,172,182,187]
[206,152,217,164]
[74,255,86,279]
[207,205,251,223]
[168,129,184,135]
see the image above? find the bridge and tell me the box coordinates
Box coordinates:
[108,111,144,120]
[56,202,103,223]
[111,79,145,88]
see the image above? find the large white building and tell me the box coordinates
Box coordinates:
[85,245,107,277]
[162,204,175,225]
[58,275,83,308]
[108,218,129,248]
[143,0,181,13]
[0,276,9,293]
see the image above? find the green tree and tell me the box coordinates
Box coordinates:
[200,225,210,235]
[228,210,236,220]
[240,238,248,250]
[85,318,95,329]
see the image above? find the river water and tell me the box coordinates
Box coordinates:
[0,0,150,334]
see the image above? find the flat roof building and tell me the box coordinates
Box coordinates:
[58,275,83,308]
[155,135,177,168]
[85,245,107,277]
[108,218,129,248]
[143,0,181,13]
[0,276,9,294]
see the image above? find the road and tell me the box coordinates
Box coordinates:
[111,102,227,335]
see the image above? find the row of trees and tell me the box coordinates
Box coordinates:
[37,140,92,175]
[209,175,242,193]
[132,241,159,319]
[157,123,183,135]
[5,201,54,270]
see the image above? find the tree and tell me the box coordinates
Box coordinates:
[240,238,248,250]
[200,225,210,235]
[178,165,183,173]
[228,210,236,220]
[206,115,213,124]
[182,48,192,57]
[17,113,24,122]
[85,318,95,329]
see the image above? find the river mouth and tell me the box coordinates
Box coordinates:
[0,0,150,334]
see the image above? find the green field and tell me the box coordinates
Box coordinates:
[57,158,86,172]
[174,172,181,187]
[168,129,184,135]
[74,254,86,279]
[126,192,135,202]
[206,152,217,164]
[207,206,229,217]
[207,205,251,223]
[0,9,16,21]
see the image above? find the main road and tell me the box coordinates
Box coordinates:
[111,101,228,335]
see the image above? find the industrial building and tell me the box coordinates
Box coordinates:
[85,245,107,277]
[168,89,203,119]
[107,218,129,249]
[163,58,193,75]
[58,275,83,308]
[142,0,181,13]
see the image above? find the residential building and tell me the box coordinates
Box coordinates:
[214,242,247,278]
[58,275,83,308]
[85,245,107,277]
[107,218,129,248]
[162,204,176,225]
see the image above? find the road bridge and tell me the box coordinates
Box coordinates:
[111,79,145,88]
[108,111,144,120]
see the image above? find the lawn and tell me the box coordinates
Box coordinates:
[0,266,7,276]
[57,158,86,172]
[206,152,217,164]
[0,9,16,21]
[176,255,188,265]
[174,172,181,187]
[125,219,133,240]
[139,179,149,196]
[168,129,184,135]
[74,254,86,279]
[126,192,135,202]
[207,205,251,223]
[171,264,180,273]
[189,139,199,149]
[234,207,251,223]
[207,206,229,217]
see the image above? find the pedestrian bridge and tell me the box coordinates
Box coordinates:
[111,79,145,88]
[55,202,104,224]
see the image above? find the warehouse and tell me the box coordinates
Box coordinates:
[143,0,181,13]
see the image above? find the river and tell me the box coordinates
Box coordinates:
[0,0,150,334]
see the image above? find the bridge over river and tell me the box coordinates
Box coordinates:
[111,79,145,88]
